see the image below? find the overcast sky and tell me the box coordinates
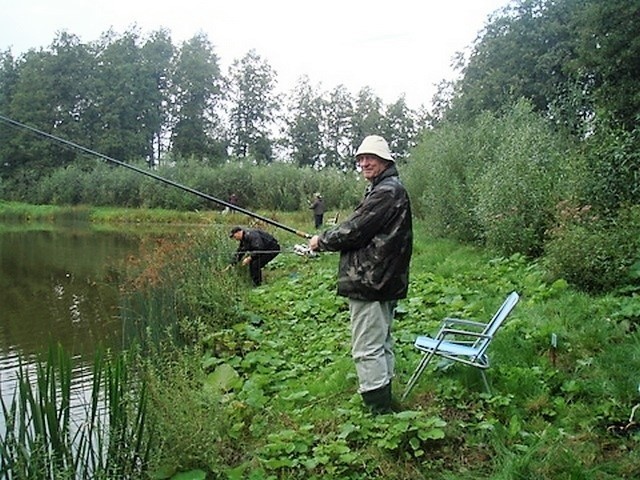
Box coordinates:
[1,0,511,110]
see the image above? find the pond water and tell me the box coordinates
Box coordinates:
[0,222,143,409]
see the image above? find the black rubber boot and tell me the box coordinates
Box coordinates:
[361,383,392,414]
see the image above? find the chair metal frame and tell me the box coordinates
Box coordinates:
[402,291,520,401]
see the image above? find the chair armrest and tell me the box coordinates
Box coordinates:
[435,318,487,339]
[440,328,491,340]
[443,317,487,328]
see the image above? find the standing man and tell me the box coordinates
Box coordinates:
[309,192,326,229]
[308,135,413,413]
[229,226,281,286]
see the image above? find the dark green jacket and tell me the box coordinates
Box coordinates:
[317,164,412,301]
[233,229,280,264]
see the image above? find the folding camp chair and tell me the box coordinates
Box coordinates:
[401,291,520,401]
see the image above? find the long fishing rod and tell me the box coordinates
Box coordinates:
[0,114,312,239]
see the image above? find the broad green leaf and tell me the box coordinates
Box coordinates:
[204,363,242,393]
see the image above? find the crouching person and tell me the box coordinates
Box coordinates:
[229,226,281,286]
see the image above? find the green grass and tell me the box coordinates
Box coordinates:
[0,201,348,237]
[0,201,91,222]
[3,206,640,478]
[128,212,640,479]
[0,201,218,225]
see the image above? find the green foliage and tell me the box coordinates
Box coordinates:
[407,73,640,295]
[0,25,425,196]
[323,85,354,169]
[250,163,304,211]
[447,0,576,124]
[473,101,579,256]
[407,101,585,257]
[142,349,242,478]
[350,87,384,153]
[36,163,92,205]
[119,228,248,350]
[10,159,364,214]
[582,122,640,211]
[90,29,161,163]
[286,76,325,168]
[171,33,225,161]
[573,0,640,132]
[381,95,420,161]
[446,0,640,135]
[544,203,640,292]
[405,121,487,242]
[228,49,279,163]
[118,215,640,478]
[423,0,640,294]
[0,201,90,222]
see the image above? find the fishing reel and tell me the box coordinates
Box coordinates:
[293,244,318,257]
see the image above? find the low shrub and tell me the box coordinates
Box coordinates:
[543,202,640,292]
[11,159,366,214]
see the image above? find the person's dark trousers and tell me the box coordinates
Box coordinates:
[314,214,323,229]
[249,251,279,286]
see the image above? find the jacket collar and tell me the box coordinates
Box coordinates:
[364,163,398,195]
[371,163,398,186]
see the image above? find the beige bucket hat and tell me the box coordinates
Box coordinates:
[355,135,394,162]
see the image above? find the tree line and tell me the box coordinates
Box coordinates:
[0,27,425,190]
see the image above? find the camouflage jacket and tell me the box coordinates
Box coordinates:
[317,164,412,301]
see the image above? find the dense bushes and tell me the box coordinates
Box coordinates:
[21,159,365,213]
[406,100,640,292]
[472,104,580,256]
[404,121,485,243]
[544,203,640,292]
[407,101,582,252]
[582,123,640,212]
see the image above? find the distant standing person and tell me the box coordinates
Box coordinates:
[309,192,326,229]
[229,226,281,286]
[223,193,240,214]
[308,135,413,414]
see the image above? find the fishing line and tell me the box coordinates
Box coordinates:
[0,114,313,239]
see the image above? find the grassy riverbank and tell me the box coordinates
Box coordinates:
[2,204,639,478]
[0,200,216,224]
[0,201,331,231]
[122,213,639,479]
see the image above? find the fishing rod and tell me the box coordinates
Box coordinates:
[219,247,317,257]
[0,114,313,239]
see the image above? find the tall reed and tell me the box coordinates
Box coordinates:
[0,345,150,479]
